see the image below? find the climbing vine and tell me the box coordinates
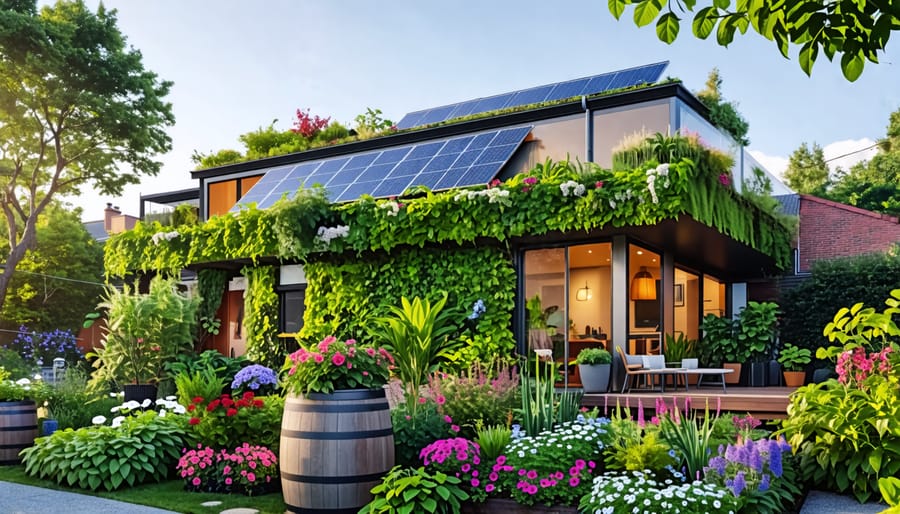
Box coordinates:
[241,266,281,369]
[300,246,517,367]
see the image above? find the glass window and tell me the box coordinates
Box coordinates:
[628,244,661,354]
[593,100,670,168]
[502,116,586,177]
[674,268,700,341]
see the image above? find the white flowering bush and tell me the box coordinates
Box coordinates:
[580,470,739,514]
[454,187,511,205]
[489,416,611,506]
[314,224,349,247]
[559,180,586,197]
[645,162,672,204]
[377,200,402,216]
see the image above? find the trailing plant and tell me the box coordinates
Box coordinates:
[361,465,469,514]
[88,275,199,387]
[242,266,282,369]
[105,154,794,280]
[20,410,187,491]
[195,269,228,351]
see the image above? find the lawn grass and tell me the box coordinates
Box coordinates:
[0,465,287,514]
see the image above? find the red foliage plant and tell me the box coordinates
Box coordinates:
[291,108,331,138]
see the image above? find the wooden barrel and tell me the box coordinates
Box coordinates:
[280,389,394,514]
[0,401,38,465]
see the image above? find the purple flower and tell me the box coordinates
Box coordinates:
[231,364,278,391]
[731,471,746,496]
[759,473,770,492]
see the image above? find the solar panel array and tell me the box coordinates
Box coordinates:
[396,61,669,130]
[232,125,533,211]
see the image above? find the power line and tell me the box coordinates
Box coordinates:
[824,143,879,164]
[0,265,106,287]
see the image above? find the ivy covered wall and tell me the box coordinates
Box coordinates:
[300,246,517,366]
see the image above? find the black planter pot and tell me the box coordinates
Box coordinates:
[748,361,768,387]
[123,384,158,404]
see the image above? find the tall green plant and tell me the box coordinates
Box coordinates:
[88,276,198,388]
[736,301,780,362]
[658,401,717,479]
[242,266,281,369]
[376,294,464,415]
[519,353,557,436]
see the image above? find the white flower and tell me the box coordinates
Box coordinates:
[378,201,401,216]
[33,374,42,381]
[314,225,350,246]
[110,406,121,412]
[16,378,31,386]
[158,409,167,418]
[141,398,152,408]
[123,400,141,410]
[111,416,125,428]
[165,395,177,401]
[109,392,120,398]
[173,404,186,414]
[150,230,179,245]
[560,180,585,198]
[92,415,107,425]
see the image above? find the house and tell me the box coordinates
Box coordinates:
[105,62,795,386]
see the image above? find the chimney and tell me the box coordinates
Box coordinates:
[104,202,120,233]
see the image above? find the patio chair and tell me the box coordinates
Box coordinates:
[616,346,652,393]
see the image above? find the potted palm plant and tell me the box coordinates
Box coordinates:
[777,343,811,387]
[575,347,612,393]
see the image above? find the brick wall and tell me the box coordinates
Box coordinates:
[798,194,900,272]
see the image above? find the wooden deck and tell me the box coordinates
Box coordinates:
[580,386,797,420]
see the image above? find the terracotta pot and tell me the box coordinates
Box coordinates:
[723,363,742,384]
[783,370,806,387]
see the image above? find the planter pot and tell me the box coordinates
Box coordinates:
[749,361,768,387]
[280,389,394,513]
[123,384,158,405]
[783,370,806,388]
[0,400,38,465]
[578,363,610,393]
[41,419,59,436]
[723,363,742,384]
[462,498,578,513]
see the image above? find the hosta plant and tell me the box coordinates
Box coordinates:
[361,465,469,514]
[20,410,187,491]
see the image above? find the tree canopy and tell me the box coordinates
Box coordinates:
[609,0,899,81]
[0,203,103,332]
[784,142,830,195]
[0,0,173,311]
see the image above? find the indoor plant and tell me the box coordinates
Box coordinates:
[777,343,811,387]
[279,335,395,513]
[575,347,612,393]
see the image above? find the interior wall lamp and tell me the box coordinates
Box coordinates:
[630,266,656,300]
[575,282,592,301]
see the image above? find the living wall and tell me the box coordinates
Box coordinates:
[301,246,516,366]
[242,266,281,369]
[780,251,900,359]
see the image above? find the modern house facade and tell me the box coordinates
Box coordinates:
[107,62,795,386]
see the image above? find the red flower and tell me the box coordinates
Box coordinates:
[226,408,238,417]
[236,400,249,408]
[188,417,201,426]
[192,396,204,404]
[595,181,604,189]
[206,399,221,412]
[187,404,196,412]
[253,400,264,408]
[221,397,234,408]
[243,391,255,401]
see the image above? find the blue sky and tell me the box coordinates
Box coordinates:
[68,0,899,220]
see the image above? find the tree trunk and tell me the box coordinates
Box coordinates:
[0,221,39,314]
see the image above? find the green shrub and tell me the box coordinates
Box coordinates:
[185,392,283,452]
[20,410,187,491]
[391,397,457,467]
[781,252,900,359]
[46,367,120,430]
[428,361,518,438]
[575,347,611,365]
[778,290,900,503]
[473,424,511,462]
[174,367,227,406]
[604,415,676,474]
[361,466,469,514]
[165,349,247,393]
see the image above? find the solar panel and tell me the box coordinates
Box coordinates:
[230,125,533,211]
[395,61,668,130]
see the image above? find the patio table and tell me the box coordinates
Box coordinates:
[680,368,734,393]
[641,367,686,393]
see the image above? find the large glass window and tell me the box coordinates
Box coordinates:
[523,243,612,386]
[703,275,726,318]
[503,116,586,177]
[673,268,700,341]
[593,100,670,168]
[628,244,661,354]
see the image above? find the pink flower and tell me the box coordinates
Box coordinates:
[332,353,346,366]
[451,425,460,432]
[435,395,446,405]
[418,397,427,404]
[471,478,480,487]
[225,477,232,485]
[569,477,580,487]
[247,472,256,482]
[223,465,231,474]
[496,455,506,465]
[523,176,537,185]
[313,354,324,364]
[192,477,201,486]
[595,181,604,188]
[444,415,452,423]
[485,484,495,493]
[526,470,537,480]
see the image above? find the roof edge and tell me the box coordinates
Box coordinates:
[801,194,900,223]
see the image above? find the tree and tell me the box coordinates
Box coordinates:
[784,142,830,194]
[609,0,900,81]
[695,68,750,145]
[827,107,900,214]
[0,1,173,312]
[0,203,103,332]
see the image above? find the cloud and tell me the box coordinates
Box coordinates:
[822,138,878,173]
[747,149,789,178]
